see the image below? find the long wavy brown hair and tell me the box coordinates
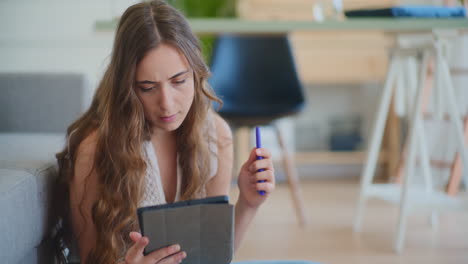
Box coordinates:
[48,1,221,263]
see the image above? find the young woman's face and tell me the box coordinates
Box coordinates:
[135,44,195,133]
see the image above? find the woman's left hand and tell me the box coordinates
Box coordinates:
[237,147,275,209]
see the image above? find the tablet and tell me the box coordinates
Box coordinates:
[137,195,234,264]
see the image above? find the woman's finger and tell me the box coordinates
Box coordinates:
[241,148,259,171]
[125,236,149,262]
[256,182,275,194]
[255,148,271,159]
[156,251,187,264]
[249,170,275,184]
[249,159,274,172]
[146,244,181,263]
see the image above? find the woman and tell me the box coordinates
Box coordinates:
[50,1,275,263]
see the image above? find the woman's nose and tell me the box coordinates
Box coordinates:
[158,85,174,111]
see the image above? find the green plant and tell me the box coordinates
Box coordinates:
[165,0,236,17]
[165,0,237,62]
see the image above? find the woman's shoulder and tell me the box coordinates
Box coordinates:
[72,130,99,183]
[76,130,99,157]
[211,112,232,148]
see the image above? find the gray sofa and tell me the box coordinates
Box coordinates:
[0,73,88,263]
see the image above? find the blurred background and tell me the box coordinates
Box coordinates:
[1,0,468,263]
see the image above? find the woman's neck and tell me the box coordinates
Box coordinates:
[150,129,176,147]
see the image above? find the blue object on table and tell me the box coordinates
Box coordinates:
[329,131,362,151]
[345,5,466,18]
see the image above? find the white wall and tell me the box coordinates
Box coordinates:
[0,0,139,109]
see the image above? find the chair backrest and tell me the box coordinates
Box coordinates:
[209,35,305,118]
[0,73,87,133]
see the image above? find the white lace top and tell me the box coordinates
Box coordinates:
[139,140,182,207]
[139,114,218,207]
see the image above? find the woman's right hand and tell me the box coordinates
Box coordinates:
[123,232,187,264]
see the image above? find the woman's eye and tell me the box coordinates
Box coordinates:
[174,79,186,85]
[139,86,154,92]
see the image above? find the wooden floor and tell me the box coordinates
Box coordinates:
[230,179,468,264]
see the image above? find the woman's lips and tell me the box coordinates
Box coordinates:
[160,113,177,122]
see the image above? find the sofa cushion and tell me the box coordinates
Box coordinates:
[0,72,88,133]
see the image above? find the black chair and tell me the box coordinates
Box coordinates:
[209,34,307,225]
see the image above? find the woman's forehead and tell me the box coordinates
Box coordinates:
[136,44,190,80]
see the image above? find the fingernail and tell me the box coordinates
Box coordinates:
[177,252,186,263]
[172,244,181,252]
[256,149,261,155]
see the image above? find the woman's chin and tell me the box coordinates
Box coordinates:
[153,121,182,133]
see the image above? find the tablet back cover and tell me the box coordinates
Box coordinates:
[140,203,233,264]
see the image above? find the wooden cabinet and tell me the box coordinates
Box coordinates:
[290,31,391,84]
[237,0,397,84]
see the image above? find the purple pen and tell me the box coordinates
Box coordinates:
[255,126,266,196]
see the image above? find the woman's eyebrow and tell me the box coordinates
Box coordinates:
[135,80,157,84]
[169,69,189,80]
[135,70,189,84]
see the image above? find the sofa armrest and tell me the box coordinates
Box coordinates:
[0,166,56,263]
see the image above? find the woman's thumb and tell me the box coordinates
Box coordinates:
[129,231,142,243]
